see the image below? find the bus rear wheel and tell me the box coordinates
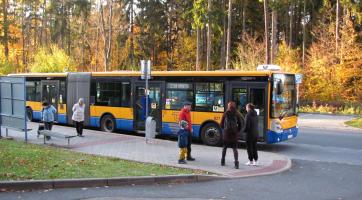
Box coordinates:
[26,108,33,122]
[101,115,116,133]
[201,123,222,146]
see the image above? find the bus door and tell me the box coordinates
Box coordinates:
[41,80,59,121]
[134,82,163,132]
[229,82,248,140]
[229,82,267,140]
[248,86,267,139]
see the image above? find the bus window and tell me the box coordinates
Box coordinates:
[195,82,224,112]
[93,81,131,107]
[26,81,41,101]
[232,88,247,116]
[165,83,193,110]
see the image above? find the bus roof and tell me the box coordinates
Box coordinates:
[8,73,68,77]
[8,70,295,78]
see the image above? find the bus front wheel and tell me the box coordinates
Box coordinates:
[201,123,222,146]
[101,115,116,133]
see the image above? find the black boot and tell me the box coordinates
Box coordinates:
[221,158,225,166]
[234,161,239,169]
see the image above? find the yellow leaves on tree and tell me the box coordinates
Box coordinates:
[30,45,76,73]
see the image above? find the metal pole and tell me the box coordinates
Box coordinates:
[24,78,27,143]
[145,60,150,119]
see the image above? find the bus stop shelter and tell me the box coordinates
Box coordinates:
[0,76,29,141]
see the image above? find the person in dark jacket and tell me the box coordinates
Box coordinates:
[177,120,189,164]
[220,101,243,169]
[244,103,259,166]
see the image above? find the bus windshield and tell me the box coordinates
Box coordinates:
[271,74,297,118]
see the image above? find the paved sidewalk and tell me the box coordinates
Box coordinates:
[3,122,291,178]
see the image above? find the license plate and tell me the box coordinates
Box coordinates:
[288,134,293,139]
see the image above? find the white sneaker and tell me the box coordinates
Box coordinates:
[253,161,259,166]
[245,161,251,166]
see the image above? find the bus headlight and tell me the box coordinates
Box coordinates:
[271,119,283,134]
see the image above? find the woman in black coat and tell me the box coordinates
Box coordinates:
[220,101,243,169]
[244,103,259,166]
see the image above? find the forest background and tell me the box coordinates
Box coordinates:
[0,0,361,112]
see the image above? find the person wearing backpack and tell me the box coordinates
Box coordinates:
[244,103,259,166]
[220,101,243,169]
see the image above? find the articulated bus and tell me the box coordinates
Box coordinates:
[10,69,298,146]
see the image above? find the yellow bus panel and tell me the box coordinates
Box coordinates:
[162,110,223,125]
[26,101,42,111]
[90,106,133,119]
[280,115,298,129]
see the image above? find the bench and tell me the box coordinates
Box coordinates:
[38,130,77,147]
[0,126,32,137]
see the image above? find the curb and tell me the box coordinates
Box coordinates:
[299,112,361,117]
[0,157,292,192]
[0,175,229,192]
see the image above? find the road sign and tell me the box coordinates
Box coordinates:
[296,74,303,84]
[141,60,151,80]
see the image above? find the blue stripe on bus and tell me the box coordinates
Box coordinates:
[33,111,42,121]
[161,122,201,138]
[116,119,133,131]
[57,114,67,124]
[90,117,100,127]
[266,127,298,144]
[90,117,133,131]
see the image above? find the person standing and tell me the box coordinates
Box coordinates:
[244,103,259,166]
[178,102,195,161]
[72,98,85,137]
[177,120,189,164]
[41,101,57,140]
[220,101,243,169]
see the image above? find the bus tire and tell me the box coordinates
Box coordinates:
[26,107,33,122]
[101,114,116,133]
[201,123,222,146]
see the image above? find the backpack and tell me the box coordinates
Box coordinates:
[224,112,238,131]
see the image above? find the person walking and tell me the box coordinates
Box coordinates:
[177,120,189,164]
[178,102,195,161]
[244,103,259,166]
[72,98,85,137]
[41,101,57,140]
[220,101,243,169]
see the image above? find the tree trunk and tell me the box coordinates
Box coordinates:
[335,0,340,55]
[264,0,270,64]
[100,0,113,72]
[129,0,135,67]
[225,0,232,69]
[21,1,27,71]
[289,3,293,48]
[302,0,306,68]
[2,0,9,60]
[242,0,247,37]
[196,27,201,71]
[67,4,71,56]
[220,0,226,69]
[206,0,212,71]
[271,7,277,64]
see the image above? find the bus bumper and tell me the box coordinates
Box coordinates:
[266,126,298,144]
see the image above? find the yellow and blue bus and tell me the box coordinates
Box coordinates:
[10,68,299,146]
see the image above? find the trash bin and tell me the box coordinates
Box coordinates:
[145,116,156,143]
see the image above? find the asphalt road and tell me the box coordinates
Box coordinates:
[1,114,362,200]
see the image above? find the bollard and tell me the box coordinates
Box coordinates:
[145,116,156,143]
